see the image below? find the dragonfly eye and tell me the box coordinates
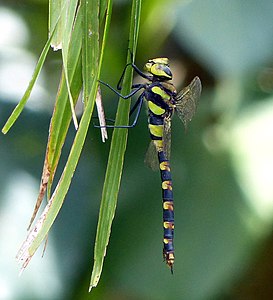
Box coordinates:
[144,58,172,80]
[151,64,172,80]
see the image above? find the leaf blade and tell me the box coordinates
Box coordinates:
[1,26,56,134]
[27,9,83,228]
[16,2,100,271]
[89,0,142,290]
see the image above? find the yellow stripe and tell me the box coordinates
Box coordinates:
[149,124,163,137]
[163,201,174,210]
[148,101,165,115]
[162,181,172,190]
[163,221,174,229]
[168,253,174,260]
[160,161,170,171]
[163,238,170,244]
[151,86,170,100]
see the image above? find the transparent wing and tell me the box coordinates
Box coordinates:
[144,141,158,171]
[163,116,172,160]
[145,116,172,170]
[175,76,202,129]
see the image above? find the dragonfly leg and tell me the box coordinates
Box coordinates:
[99,80,145,99]
[117,62,133,90]
[94,94,144,128]
[117,57,152,90]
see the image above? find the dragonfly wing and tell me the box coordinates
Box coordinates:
[163,116,172,161]
[175,76,202,129]
[144,141,159,171]
[145,116,172,170]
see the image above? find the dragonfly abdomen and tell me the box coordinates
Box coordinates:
[158,151,175,273]
[147,92,175,272]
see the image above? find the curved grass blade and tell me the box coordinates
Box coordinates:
[82,0,99,106]
[99,0,108,25]
[16,79,98,272]
[1,24,57,134]
[82,0,107,143]
[16,0,103,274]
[89,0,142,291]
[49,0,63,50]
[27,10,83,229]
[61,0,80,130]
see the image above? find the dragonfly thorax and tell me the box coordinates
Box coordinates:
[145,81,176,115]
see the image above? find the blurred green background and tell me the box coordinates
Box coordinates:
[1,1,273,299]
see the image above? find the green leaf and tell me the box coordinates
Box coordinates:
[16,77,98,273]
[89,0,142,290]
[27,10,83,229]
[82,0,99,106]
[49,0,64,50]
[16,0,103,276]
[61,0,80,129]
[47,6,83,196]
[1,25,57,134]
[99,0,108,25]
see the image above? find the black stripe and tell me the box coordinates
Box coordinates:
[149,134,162,141]
[163,209,174,221]
[164,241,174,252]
[161,170,172,181]
[162,189,173,200]
[149,115,164,125]
[158,151,167,162]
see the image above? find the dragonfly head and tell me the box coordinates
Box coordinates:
[144,58,172,80]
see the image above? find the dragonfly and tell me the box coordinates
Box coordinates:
[99,57,202,273]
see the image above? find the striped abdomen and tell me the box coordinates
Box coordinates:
[148,109,175,272]
[146,82,175,272]
[158,151,174,272]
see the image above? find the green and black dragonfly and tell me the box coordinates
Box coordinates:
[99,57,202,272]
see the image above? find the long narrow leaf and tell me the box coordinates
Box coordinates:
[16,1,102,274]
[16,78,98,271]
[89,0,142,290]
[49,0,63,50]
[82,0,99,106]
[28,11,83,228]
[99,0,108,25]
[47,8,83,197]
[1,25,57,134]
[61,0,80,129]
